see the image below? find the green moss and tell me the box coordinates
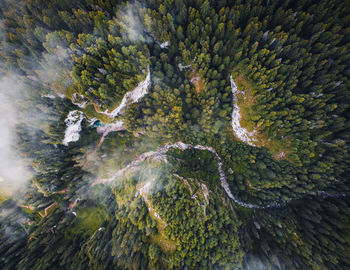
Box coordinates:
[66,206,109,239]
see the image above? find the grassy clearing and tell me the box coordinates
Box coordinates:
[150,233,177,253]
[232,73,294,161]
[84,103,112,123]
[66,206,109,239]
[234,74,258,132]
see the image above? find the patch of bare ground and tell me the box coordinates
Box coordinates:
[190,72,206,94]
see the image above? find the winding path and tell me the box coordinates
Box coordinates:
[92,141,347,209]
[91,142,282,208]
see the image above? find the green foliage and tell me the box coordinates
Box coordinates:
[0,0,349,269]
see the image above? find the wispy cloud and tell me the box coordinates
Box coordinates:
[0,75,33,192]
[117,3,147,43]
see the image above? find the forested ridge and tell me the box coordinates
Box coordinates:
[0,0,349,269]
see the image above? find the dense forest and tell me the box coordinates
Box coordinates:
[0,0,349,269]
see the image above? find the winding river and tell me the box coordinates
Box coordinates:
[92,141,284,208]
[90,74,347,209]
[92,141,347,209]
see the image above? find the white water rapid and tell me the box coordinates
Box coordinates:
[67,68,150,142]
[159,41,169,49]
[96,120,126,137]
[71,93,88,109]
[100,69,151,118]
[62,110,84,146]
[144,30,169,49]
[93,68,150,138]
